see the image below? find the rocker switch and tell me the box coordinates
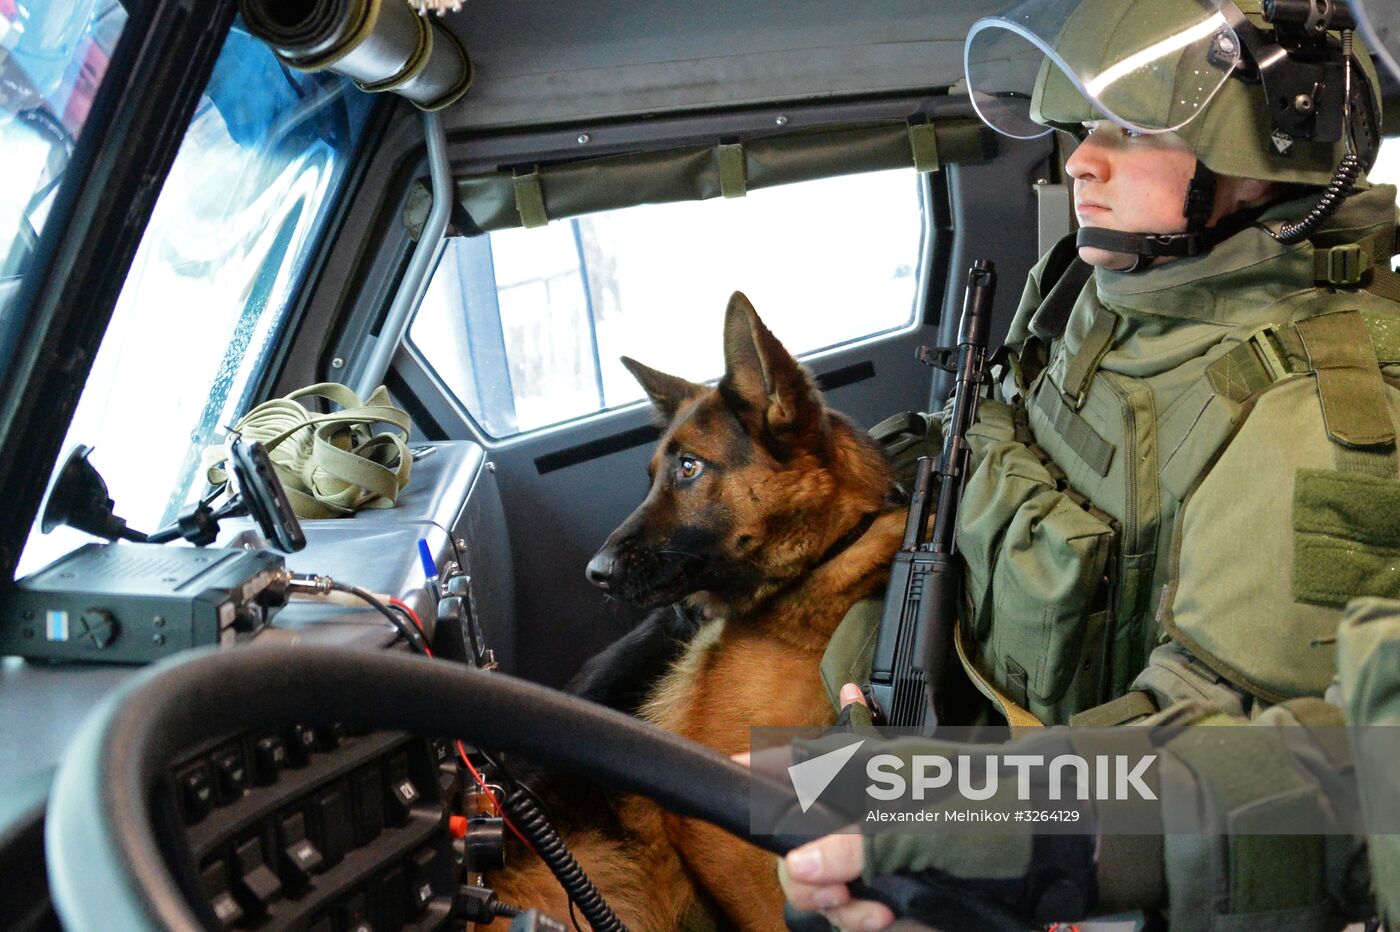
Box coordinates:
[279,812,323,883]
[392,776,420,814]
[200,862,243,930]
[233,837,282,911]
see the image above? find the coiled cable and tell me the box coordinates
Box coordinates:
[1273,153,1364,244]
[1275,30,1364,245]
[501,787,628,932]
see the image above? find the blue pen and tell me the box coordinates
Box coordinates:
[418,537,441,601]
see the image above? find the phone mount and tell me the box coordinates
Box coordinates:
[41,440,306,553]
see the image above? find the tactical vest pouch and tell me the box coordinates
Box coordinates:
[1166,310,1400,703]
[958,431,1119,723]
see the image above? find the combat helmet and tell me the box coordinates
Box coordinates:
[965,0,1384,269]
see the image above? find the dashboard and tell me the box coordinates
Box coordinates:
[0,442,516,931]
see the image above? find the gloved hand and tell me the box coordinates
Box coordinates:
[778,685,897,932]
[777,683,1099,932]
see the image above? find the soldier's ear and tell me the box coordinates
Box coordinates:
[720,292,823,441]
[621,356,704,421]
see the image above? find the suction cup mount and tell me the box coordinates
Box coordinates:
[41,445,145,542]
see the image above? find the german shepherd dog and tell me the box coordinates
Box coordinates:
[489,293,905,930]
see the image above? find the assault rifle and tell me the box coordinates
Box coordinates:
[868,259,996,731]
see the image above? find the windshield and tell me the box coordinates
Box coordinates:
[0,0,129,369]
[17,26,376,577]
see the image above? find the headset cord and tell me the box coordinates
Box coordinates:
[1276,30,1363,245]
[501,786,628,932]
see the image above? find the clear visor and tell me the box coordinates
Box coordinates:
[964,0,1242,139]
[1355,0,1399,85]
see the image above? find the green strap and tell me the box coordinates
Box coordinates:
[1059,302,1117,408]
[716,143,747,199]
[1312,228,1400,302]
[1207,310,1400,404]
[1295,310,1397,449]
[1206,324,1308,403]
[1312,242,1371,287]
[1364,264,1400,303]
[205,383,413,520]
[1032,382,1115,477]
[354,11,431,92]
[1067,689,1156,726]
[512,169,549,228]
[907,121,940,173]
[1204,311,1399,474]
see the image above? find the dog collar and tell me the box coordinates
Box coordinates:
[814,510,882,568]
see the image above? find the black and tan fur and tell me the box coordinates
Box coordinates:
[490,293,905,930]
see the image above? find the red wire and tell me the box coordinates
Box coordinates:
[457,738,539,855]
[386,597,538,855]
[388,597,431,655]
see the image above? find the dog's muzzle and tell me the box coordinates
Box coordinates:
[585,542,705,608]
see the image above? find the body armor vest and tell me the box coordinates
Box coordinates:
[823,185,1400,726]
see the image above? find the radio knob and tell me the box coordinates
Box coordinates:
[78,609,119,649]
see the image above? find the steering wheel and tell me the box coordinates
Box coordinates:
[44,645,1023,931]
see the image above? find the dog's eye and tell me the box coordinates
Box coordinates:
[678,456,704,481]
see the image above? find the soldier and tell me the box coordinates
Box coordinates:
[780,0,1400,927]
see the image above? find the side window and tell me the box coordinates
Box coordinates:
[1373,137,1400,269]
[410,169,926,438]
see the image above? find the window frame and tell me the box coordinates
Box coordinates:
[401,166,939,448]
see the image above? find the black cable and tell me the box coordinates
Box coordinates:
[456,885,526,923]
[327,580,428,654]
[1274,153,1364,245]
[470,748,588,931]
[501,787,628,932]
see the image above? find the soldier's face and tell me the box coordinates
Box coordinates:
[1067,122,1278,271]
[1066,121,1200,270]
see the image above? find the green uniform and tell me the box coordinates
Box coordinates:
[824,183,1400,727]
[811,188,1400,927]
[799,3,1400,926]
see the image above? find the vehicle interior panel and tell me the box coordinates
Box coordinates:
[0,0,1085,926]
[15,1,1400,929]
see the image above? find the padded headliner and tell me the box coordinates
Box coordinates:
[435,0,1007,129]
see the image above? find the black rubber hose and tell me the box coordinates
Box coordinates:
[44,646,1020,932]
[502,788,626,932]
[45,646,814,932]
[1275,153,1364,244]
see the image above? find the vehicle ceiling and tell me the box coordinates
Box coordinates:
[436,0,1008,130]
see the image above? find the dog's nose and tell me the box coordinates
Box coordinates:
[586,551,617,589]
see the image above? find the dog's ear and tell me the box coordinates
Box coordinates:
[621,356,703,421]
[721,292,823,441]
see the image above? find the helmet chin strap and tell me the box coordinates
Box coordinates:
[1076,159,1221,273]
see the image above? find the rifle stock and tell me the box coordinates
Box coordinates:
[868,260,996,731]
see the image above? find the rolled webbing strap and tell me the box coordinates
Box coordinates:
[239,0,472,111]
